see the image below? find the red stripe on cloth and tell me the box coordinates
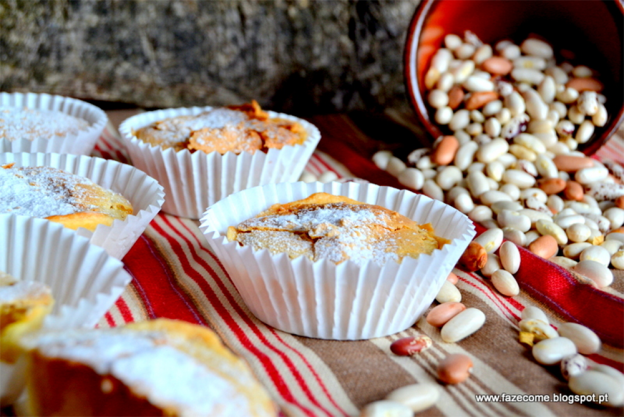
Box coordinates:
[305,157,324,176]
[161,216,340,417]
[311,153,342,177]
[173,219,349,416]
[115,296,135,325]
[459,274,521,322]
[123,234,206,325]
[587,353,624,373]
[98,134,128,163]
[104,312,115,327]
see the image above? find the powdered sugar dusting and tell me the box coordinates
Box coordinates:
[0,166,98,218]
[0,107,89,141]
[31,330,253,417]
[235,203,420,265]
[0,280,51,303]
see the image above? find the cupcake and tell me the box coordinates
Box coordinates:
[0,215,132,405]
[119,101,321,219]
[19,319,277,417]
[0,153,164,259]
[0,92,108,155]
[200,182,475,340]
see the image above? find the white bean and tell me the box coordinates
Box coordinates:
[523,89,549,120]
[464,76,494,92]
[513,133,546,154]
[525,230,541,245]
[565,223,591,243]
[558,323,601,355]
[511,68,544,85]
[501,44,521,59]
[520,188,547,204]
[575,165,608,184]
[428,89,449,109]
[561,354,589,381]
[485,161,505,182]
[500,183,521,200]
[563,242,592,259]
[492,269,520,296]
[319,171,339,183]
[398,168,425,190]
[467,171,489,197]
[572,65,593,78]
[481,253,501,277]
[436,166,463,190]
[423,179,444,201]
[431,49,453,72]
[592,103,608,127]
[579,246,611,267]
[600,240,622,256]
[569,371,624,407]
[435,107,454,125]
[498,210,531,233]
[372,150,393,170]
[444,34,462,50]
[536,219,568,245]
[449,109,471,131]
[520,38,553,59]
[613,250,624,269]
[437,72,455,92]
[503,169,536,188]
[451,60,475,83]
[503,227,527,247]
[497,152,517,168]
[469,205,493,222]
[474,228,504,253]
[547,195,564,214]
[521,306,549,324]
[545,66,568,85]
[532,337,577,365]
[520,318,558,340]
[484,118,501,138]
[491,200,523,214]
[455,43,476,59]
[537,75,556,103]
[571,260,613,288]
[481,190,512,206]
[386,157,407,177]
[360,401,412,417]
[504,92,526,116]
[499,241,521,274]
[440,308,486,343]
[483,100,503,117]
[575,120,595,144]
[556,87,579,104]
[454,193,475,214]
[385,383,441,413]
[577,91,599,116]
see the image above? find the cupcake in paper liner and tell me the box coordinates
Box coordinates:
[0,214,132,404]
[0,92,108,155]
[118,102,321,219]
[200,181,475,340]
[0,152,164,259]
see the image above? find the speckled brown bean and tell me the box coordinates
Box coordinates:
[437,354,473,384]
[566,78,604,92]
[538,178,566,195]
[529,235,559,259]
[616,196,624,209]
[465,91,499,111]
[564,181,584,201]
[447,272,459,284]
[458,242,488,271]
[390,336,433,356]
[448,86,464,110]
[431,135,460,166]
[481,57,513,75]
[426,302,467,327]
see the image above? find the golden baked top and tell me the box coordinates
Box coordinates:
[0,163,133,231]
[22,319,277,417]
[227,192,448,265]
[0,107,90,141]
[1,272,54,364]
[134,100,306,154]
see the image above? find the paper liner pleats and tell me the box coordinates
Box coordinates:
[0,153,165,259]
[119,107,321,219]
[0,92,108,155]
[0,215,132,404]
[200,182,475,340]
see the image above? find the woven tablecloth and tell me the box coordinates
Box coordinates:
[95,110,624,417]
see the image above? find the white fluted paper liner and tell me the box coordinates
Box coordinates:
[0,153,165,259]
[119,107,321,219]
[0,214,132,404]
[199,182,476,340]
[0,92,108,155]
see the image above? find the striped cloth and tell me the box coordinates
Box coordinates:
[94,112,623,417]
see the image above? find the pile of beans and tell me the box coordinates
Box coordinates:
[521,305,624,407]
[373,31,624,276]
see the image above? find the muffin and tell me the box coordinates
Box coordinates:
[119,102,320,219]
[227,192,448,265]
[0,216,133,405]
[0,92,108,155]
[1,163,133,232]
[0,272,54,364]
[20,319,277,417]
[201,182,475,340]
[0,153,164,259]
[134,100,306,154]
